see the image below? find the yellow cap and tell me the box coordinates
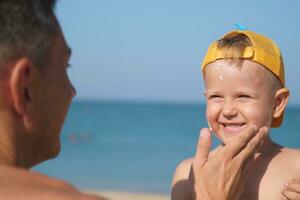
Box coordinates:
[201,30,285,127]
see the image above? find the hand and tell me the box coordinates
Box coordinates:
[189,125,268,200]
[281,180,300,199]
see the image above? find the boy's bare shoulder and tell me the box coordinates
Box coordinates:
[172,158,193,186]
[0,165,105,200]
[270,147,300,177]
[173,158,193,182]
[280,147,300,167]
[171,158,194,200]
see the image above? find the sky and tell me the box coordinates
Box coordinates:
[55,0,300,105]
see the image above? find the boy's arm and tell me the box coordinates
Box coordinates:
[171,158,193,200]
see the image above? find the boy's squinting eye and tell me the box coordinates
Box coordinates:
[237,94,252,101]
[208,94,223,100]
[237,94,251,98]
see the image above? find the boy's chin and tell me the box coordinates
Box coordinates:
[217,133,238,145]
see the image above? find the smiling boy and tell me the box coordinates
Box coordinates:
[171,30,300,200]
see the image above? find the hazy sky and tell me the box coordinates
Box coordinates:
[55,0,300,105]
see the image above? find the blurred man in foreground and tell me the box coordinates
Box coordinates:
[0,0,103,199]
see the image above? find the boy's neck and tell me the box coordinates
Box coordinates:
[256,134,281,156]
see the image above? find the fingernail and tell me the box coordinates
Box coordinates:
[201,129,211,138]
[263,126,269,133]
[283,182,288,188]
[252,125,258,130]
[287,179,295,183]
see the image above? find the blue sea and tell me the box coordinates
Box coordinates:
[33,101,300,194]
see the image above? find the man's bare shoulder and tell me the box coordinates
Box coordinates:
[0,165,105,200]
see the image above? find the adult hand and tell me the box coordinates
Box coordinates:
[281,180,300,199]
[189,125,268,200]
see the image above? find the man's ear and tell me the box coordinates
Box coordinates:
[9,58,32,118]
[273,88,290,118]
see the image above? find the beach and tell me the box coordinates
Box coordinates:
[86,190,169,200]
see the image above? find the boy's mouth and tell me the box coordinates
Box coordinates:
[220,123,246,133]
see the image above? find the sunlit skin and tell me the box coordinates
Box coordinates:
[0,17,105,199]
[171,58,300,200]
[204,59,276,145]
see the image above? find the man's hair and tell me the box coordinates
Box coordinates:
[216,34,282,92]
[0,0,58,66]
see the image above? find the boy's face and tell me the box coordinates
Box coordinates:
[204,59,275,144]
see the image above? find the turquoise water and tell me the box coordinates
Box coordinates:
[33,101,300,193]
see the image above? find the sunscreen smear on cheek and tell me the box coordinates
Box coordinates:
[219,74,224,81]
[206,113,213,131]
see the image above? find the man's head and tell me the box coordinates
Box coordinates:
[201,30,289,144]
[0,0,76,167]
[0,0,57,67]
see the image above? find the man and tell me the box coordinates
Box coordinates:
[0,0,103,199]
[0,0,269,199]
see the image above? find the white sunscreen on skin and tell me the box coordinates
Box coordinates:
[206,113,213,131]
[208,121,213,131]
[219,74,224,81]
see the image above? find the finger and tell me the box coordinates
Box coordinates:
[288,179,300,184]
[224,124,258,157]
[284,180,300,193]
[282,188,300,199]
[280,194,289,200]
[194,128,212,167]
[240,150,255,174]
[209,144,223,156]
[236,126,268,162]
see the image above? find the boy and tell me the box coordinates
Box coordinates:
[171,29,300,200]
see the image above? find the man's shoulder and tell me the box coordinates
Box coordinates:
[0,165,105,200]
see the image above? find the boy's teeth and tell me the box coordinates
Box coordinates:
[225,124,243,128]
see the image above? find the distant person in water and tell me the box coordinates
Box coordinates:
[67,132,92,143]
[171,29,300,200]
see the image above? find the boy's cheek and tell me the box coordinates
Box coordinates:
[242,105,273,127]
[206,102,224,117]
[205,110,219,133]
[205,106,217,121]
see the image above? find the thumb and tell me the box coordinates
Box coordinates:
[194,128,212,167]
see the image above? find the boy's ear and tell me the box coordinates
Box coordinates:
[9,58,33,119]
[273,88,290,118]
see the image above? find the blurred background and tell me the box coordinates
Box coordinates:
[34,0,300,195]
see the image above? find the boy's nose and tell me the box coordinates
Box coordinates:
[222,103,238,119]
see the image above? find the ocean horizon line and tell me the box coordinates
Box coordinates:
[71,98,300,108]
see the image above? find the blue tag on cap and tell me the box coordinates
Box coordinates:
[234,23,248,31]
